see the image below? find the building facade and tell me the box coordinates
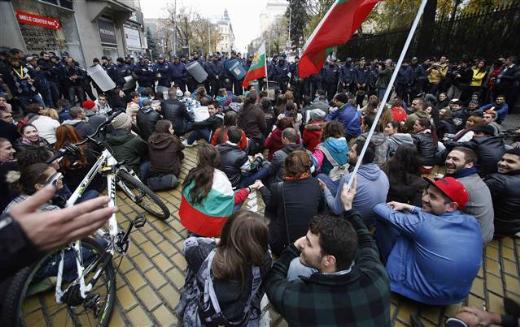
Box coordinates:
[0,0,147,67]
[259,0,289,33]
[215,9,235,54]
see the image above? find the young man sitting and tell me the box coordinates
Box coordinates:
[374,177,483,305]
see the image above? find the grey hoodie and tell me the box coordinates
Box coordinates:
[387,133,414,157]
[325,163,389,225]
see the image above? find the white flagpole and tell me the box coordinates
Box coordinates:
[346,0,428,189]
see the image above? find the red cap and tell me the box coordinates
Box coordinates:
[82,99,96,110]
[424,177,469,209]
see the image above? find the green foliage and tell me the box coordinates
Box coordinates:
[286,0,309,47]
[146,28,158,58]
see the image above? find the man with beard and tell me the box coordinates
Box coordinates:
[374,177,482,305]
[484,148,520,237]
[445,147,494,242]
[264,179,390,327]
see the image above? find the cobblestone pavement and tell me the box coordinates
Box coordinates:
[94,144,518,327]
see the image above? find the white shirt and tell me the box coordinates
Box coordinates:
[32,115,60,144]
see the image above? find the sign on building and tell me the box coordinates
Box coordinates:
[124,26,141,49]
[98,19,117,45]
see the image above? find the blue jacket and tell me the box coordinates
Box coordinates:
[326,104,361,137]
[373,204,482,305]
[324,163,389,225]
[478,102,509,123]
[169,62,187,80]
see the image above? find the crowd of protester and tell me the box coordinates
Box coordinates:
[1,46,520,326]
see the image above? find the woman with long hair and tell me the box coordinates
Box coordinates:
[263,117,297,160]
[177,210,271,326]
[15,124,51,153]
[384,144,427,206]
[315,121,349,180]
[210,111,248,150]
[258,150,324,256]
[179,144,259,237]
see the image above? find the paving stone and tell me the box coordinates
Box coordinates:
[470,277,485,298]
[485,257,501,276]
[126,305,154,326]
[502,237,515,249]
[485,245,499,260]
[158,284,181,309]
[502,246,515,261]
[152,255,174,273]
[486,272,504,296]
[157,240,177,257]
[140,241,160,257]
[132,253,154,272]
[166,267,185,289]
[137,285,163,311]
[504,274,520,295]
[153,304,178,326]
[502,259,519,276]
[108,306,126,326]
[487,292,504,314]
[116,286,138,311]
[144,268,168,289]
[171,253,188,271]
[125,269,146,290]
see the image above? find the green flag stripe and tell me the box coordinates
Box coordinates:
[247,53,266,72]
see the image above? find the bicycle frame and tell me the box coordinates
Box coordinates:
[55,148,122,303]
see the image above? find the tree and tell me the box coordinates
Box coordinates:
[461,0,511,14]
[146,27,158,59]
[286,0,308,48]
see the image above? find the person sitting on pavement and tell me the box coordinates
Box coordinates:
[373,177,483,306]
[384,144,427,206]
[147,120,184,187]
[449,124,506,176]
[184,100,224,147]
[412,117,438,173]
[211,111,248,151]
[302,109,326,152]
[444,147,494,243]
[24,103,60,145]
[482,109,505,137]
[216,126,249,189]
[384,121,415,158]
[82,99,107,131]
[238,91,267,154]
[136,98,161,142]
[160,88,193,137]
[258,150,324,256]
[314,121,349,181]
[483,148,520,237]
[105,112,148,178]
[177,210,272,326]
[269,127,307,184]
[358,113,390,167]
[320,139,389,227]
[264,178,391,326]
[325,92,361,140]
[179,144,261,237]
[15,124,51,154]
[263,117,298,161]
[62,106,94,139]
[478,94,509,123]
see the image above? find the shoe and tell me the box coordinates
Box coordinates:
[182,140,197,147]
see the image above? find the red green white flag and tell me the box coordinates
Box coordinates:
[242,41,267,88]
[298,0,379,79]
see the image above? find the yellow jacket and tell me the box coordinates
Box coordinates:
[470,67,486,87]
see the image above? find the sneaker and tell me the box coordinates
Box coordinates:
[182,139,197,147]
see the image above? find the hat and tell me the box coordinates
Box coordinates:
[472,124,495,136]
[176,89,183,97]
[82,99,96,110]
[309,109,326,120]
[111,112,132,130]
[142,98,152,107]
[424,177,468,209]
[450,98,462,105]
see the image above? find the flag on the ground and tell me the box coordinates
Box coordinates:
[242,41,267,88]
[298,0,379,78]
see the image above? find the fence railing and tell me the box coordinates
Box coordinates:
[337,2,520,61]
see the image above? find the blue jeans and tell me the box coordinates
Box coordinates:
[187,128,211,144]
[238,163,272,188]
[317,173,340,195]
[139,161,151,181]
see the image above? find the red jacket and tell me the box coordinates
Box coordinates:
[303,122,323,152]
[390,106,408,122]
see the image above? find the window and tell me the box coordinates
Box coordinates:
[40,0,73,10]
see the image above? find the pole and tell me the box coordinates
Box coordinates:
[346,0,428,189]
[173,0,177,56]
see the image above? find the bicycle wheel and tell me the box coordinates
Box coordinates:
[0,238,116,327]
[117,170,170,220]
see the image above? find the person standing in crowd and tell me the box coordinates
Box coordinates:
[177,210,271,326]
[445,147,495,243]
[153,55,172,100]
[495,56,519,110]
[264,178,390,326]
[64,57,85,105]
[179,144,259,237]
[484,148,520,237]
[374,177,482,306]
[169,56,188,92]
[322,59,340,101]
[134,57,155,95]
[376,59,394,100]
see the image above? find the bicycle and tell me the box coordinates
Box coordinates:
[0,111,170,326]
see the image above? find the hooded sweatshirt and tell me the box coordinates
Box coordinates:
[106,129,148,173]
[148,132,184,176]
[358,132,389,167]
[325,163,389,226]
[317,137,349,176]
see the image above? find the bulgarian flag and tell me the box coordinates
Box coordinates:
[298,0,379,78]
[242,41,267,88]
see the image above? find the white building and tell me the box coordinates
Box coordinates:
[259,0,289,33]
[215,9,235,54]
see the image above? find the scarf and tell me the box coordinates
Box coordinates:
[453,167,479,178]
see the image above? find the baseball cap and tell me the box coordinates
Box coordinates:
[82,99,96,110]
[423,177,468,209]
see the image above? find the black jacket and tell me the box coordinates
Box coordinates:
[457,136,506,176]
[136,107,161,141]
[161,99,192,135]
[148,132,184,176]
[260,177,324,256]
[217,143,248,188]
[0,121,19,144]
[484,172,520,236]
[412,132,437,166]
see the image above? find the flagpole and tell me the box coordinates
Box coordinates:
[346,0,428,189]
